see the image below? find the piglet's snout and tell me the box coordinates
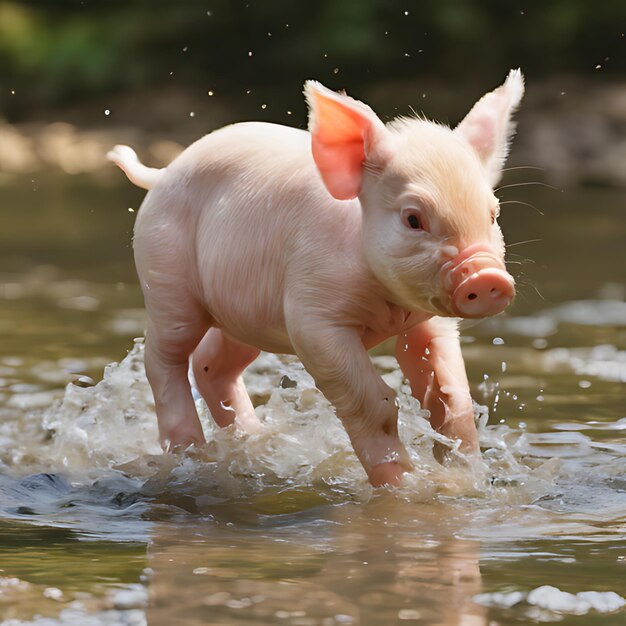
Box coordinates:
[442,244,515,318]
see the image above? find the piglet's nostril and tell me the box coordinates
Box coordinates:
[467,293,477,300]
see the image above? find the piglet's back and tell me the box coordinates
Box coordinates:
[170,122,320,195]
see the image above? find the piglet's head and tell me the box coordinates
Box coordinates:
[305,70,524,319]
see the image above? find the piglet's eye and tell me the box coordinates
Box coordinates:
[401,208,427,232]
[408,214,421,229]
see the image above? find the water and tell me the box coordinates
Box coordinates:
[0,174,625,625]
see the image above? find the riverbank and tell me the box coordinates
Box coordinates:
[1,76,625,187]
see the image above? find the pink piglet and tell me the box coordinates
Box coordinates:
[108,70,524,486]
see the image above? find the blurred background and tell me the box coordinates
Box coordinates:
[0,0,624,369]
[1,0,625,182]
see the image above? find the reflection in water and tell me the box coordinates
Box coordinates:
[146,500,487,626]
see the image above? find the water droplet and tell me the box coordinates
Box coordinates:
[261,104,267,109]
[10,89,15,95]
[333,67,339,74]
[182,46,188,52]
[206,10,212,16]
[128,207,134,213]
[104,109,110,116]
[248,51,253,57]
[578,380,592,389]
[208,90,214,96]
[595,64,602,70]
[492,337,505,345]
[404,11,410,16]
[287,110,292,115]
[189,111,195,117]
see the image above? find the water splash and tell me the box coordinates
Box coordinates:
[13,339,553,509]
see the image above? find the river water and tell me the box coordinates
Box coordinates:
[0,175,624,625]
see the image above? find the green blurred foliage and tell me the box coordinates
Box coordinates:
[0,0,624,119]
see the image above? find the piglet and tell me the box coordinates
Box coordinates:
[108,70,523,487]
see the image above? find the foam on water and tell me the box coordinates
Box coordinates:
[0,579,148,626]
[474,585,626,617]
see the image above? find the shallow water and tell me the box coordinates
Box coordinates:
[0,175,625,625]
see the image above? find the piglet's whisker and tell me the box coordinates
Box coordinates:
[506,256,536,268]
[499,200,544,215]
[506,238,543,248]
[515,278,546,301]
[495,181,557,192]
[501,165,547,173]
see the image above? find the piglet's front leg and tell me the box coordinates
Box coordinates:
[288,318,413,487]
[396,318,479,458]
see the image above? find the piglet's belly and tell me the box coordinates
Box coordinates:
[218,315,428,357]
[216,322,295,356]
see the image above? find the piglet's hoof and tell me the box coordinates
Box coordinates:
[368,461,407,487]
[162,428,206,453]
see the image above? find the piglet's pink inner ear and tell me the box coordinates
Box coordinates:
[455,69,525,187]
[304,81,389,200]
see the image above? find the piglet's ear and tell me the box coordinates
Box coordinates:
[304,81,391,200]
[455,69,525,186]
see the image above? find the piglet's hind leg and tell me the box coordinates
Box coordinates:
[192,329,261,433]
[144,311,210,450]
